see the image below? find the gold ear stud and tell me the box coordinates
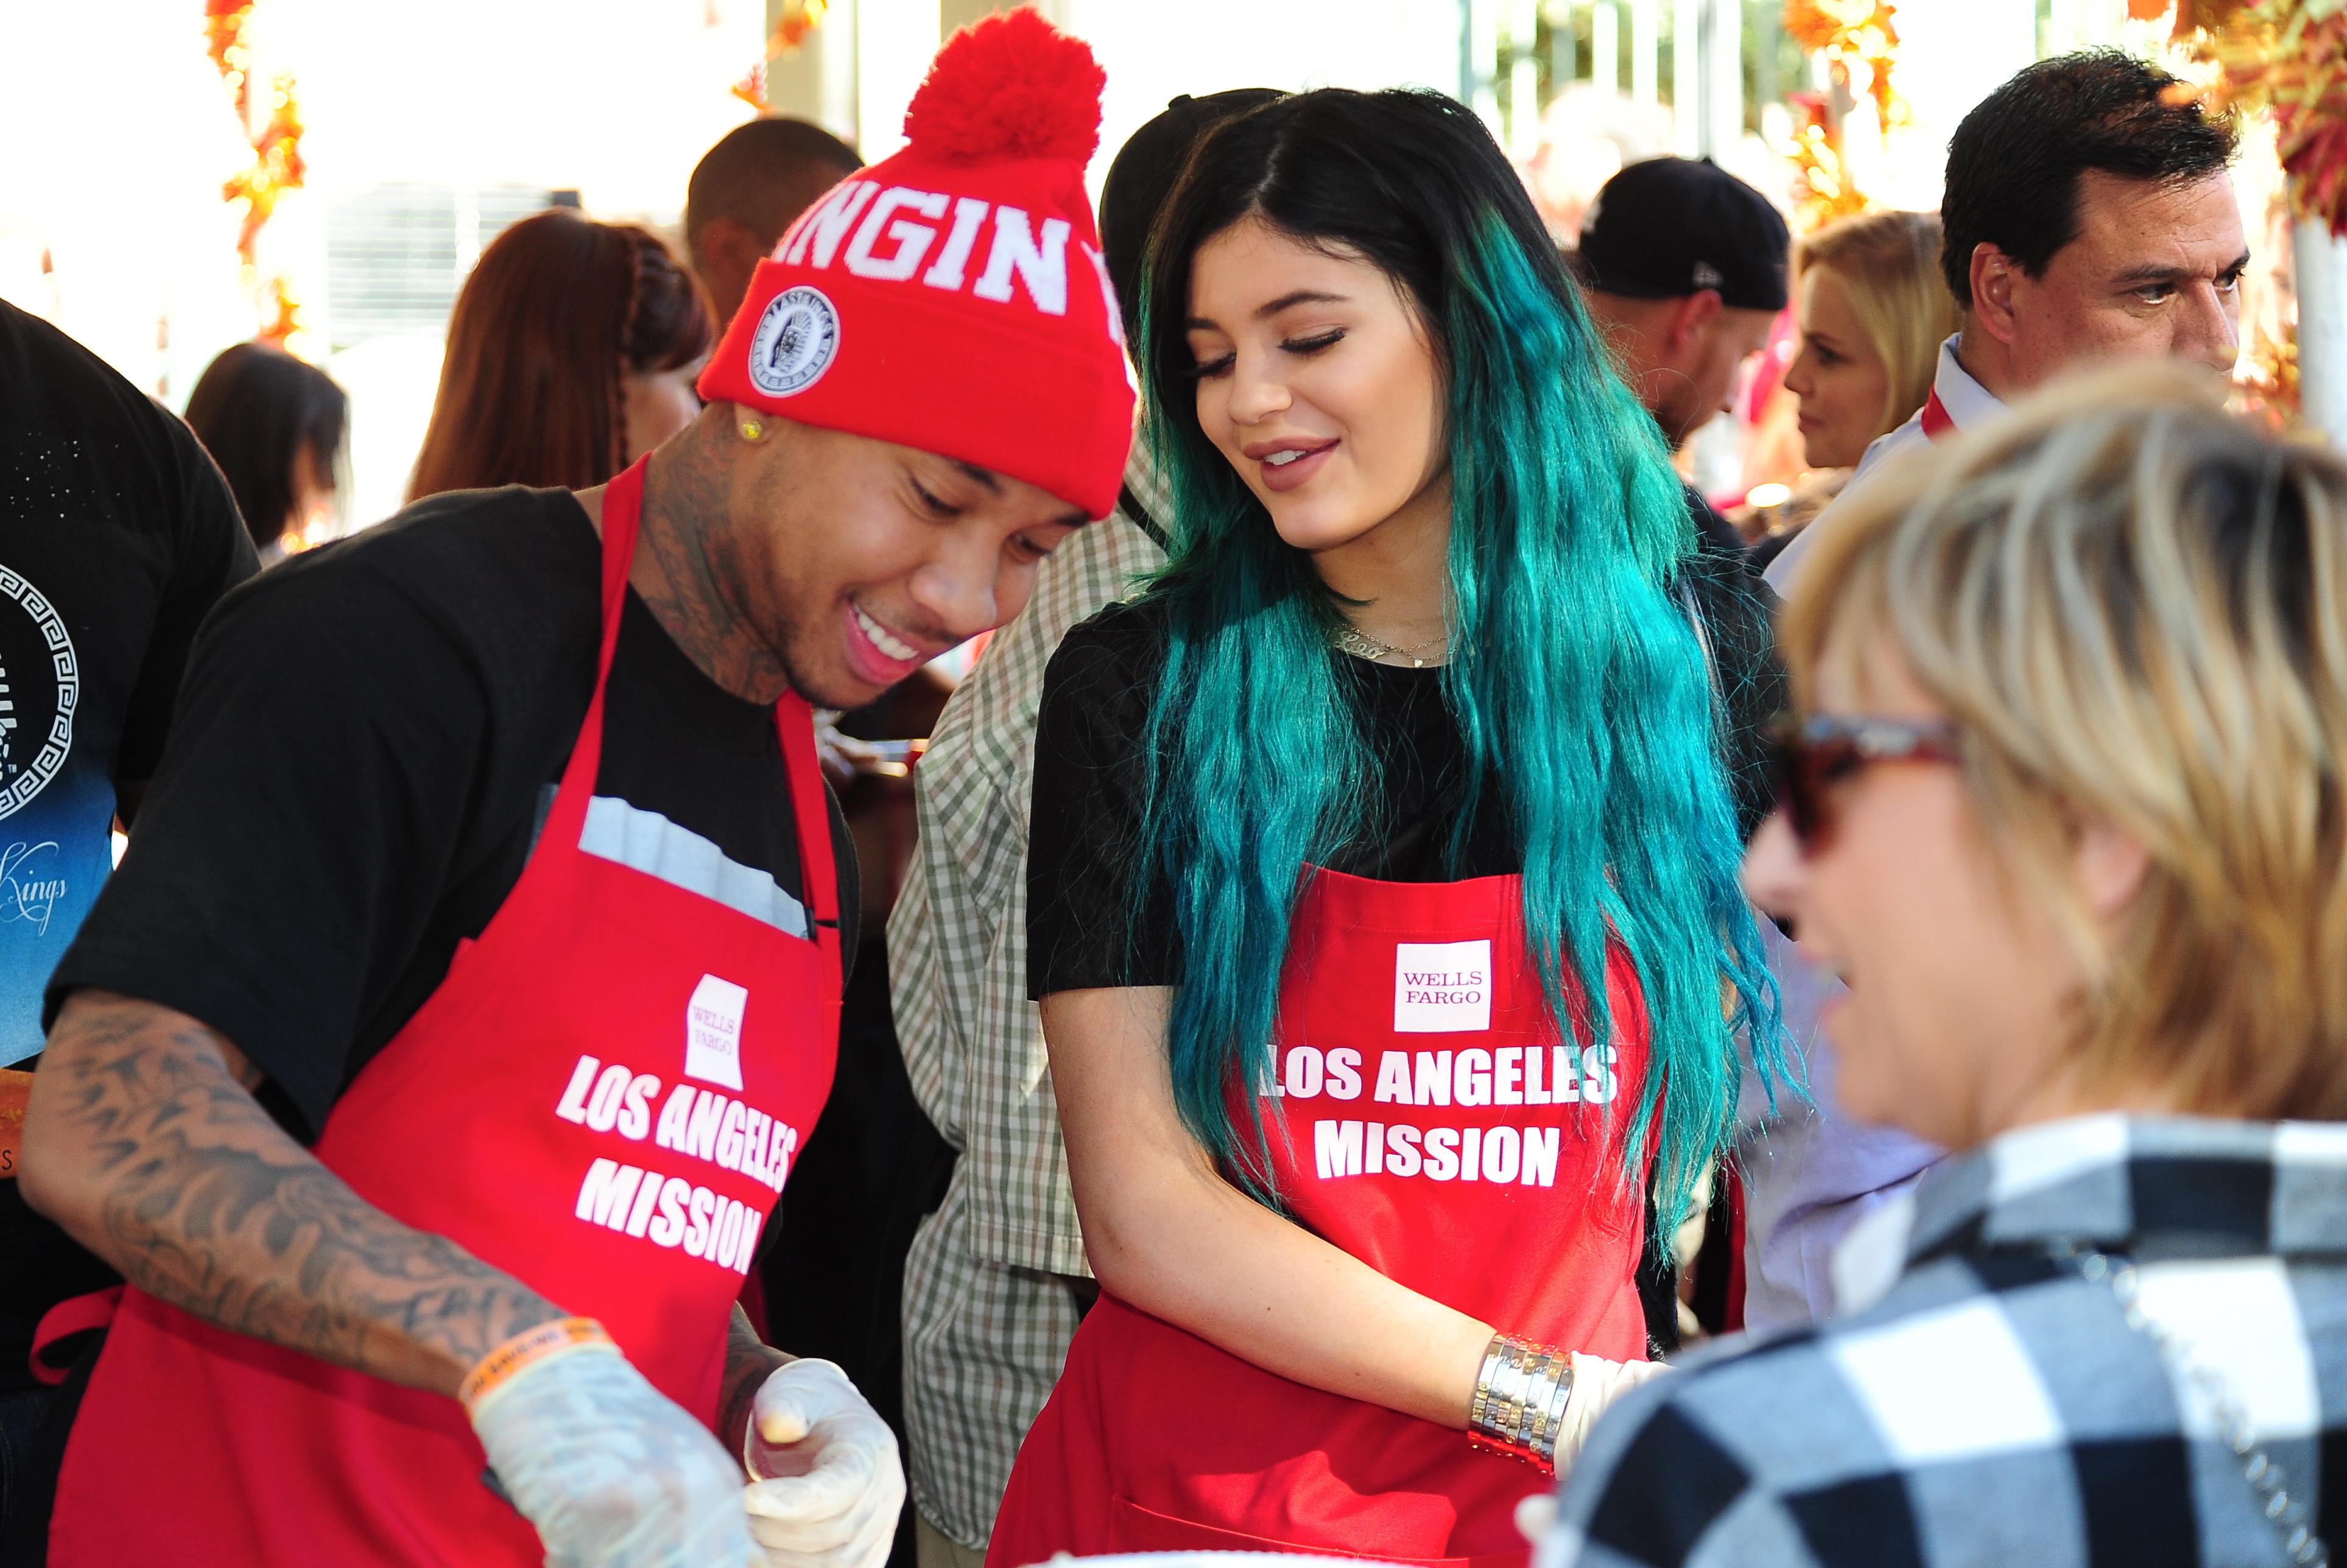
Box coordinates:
[739,419,765,441]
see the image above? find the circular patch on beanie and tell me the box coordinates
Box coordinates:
[747,286,840,398]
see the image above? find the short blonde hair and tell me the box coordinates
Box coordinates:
[1783,367,2347,1119]
[1793,211,1960,444]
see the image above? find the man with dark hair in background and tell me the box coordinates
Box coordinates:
[1738,49,2248,1340]
[1767,49,2242,590]
[686,117,864,320]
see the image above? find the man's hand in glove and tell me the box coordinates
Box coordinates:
[1556,1354,1675,1472]
[468,1338,754,1568]
[742,1359,906,1568]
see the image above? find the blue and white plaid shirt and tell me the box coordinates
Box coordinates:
[1544,1114,2347,1568]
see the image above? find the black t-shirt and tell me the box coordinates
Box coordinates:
[1026,502,1784,997]
[0,301,259,1393]
[0,303,259,1052]
[1028,597,1514,996]
[48,485,857,1148]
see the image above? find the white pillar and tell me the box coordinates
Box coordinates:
[1705,0,1740,160]
[2294,217,2347,449]
[856,0,940,161]
[761,0,859,146]
[1508,0,1543,155]
[1592,0,1620,93]
[1631,0,1659,106]
[1673,0,1702,154]
[1466,0,1505,141]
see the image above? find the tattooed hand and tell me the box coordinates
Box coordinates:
[21,989,563,1397]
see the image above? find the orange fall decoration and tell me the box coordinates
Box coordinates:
[1783,0,1908,130]
[2142,0,2347,238]
[736,0,831,111]
[204,0,308,344]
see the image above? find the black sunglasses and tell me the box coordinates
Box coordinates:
[1764,713,1963,851]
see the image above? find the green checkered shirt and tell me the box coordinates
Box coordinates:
[889,457,1167,1547]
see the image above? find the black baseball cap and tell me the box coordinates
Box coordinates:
[1575,156,1790,312]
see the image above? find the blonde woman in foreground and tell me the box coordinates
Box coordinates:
[1544,368,2347,1568]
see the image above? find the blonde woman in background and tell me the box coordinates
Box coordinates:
[1544,368,2347,1568]
[1782,210,1957,469]
[1743,211,1955,557]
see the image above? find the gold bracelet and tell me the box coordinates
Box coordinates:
[458,1316,618,1412]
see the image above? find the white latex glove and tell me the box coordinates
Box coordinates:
[470,1345,753,1568]
[1555,1353,1675,1473]
[741,1358,906,1568]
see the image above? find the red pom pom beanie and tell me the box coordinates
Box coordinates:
[697,9,1135,519]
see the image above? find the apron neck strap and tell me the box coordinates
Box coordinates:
[773,694,843,990]
[595,457,652,685]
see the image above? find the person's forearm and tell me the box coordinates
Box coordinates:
[720,1304,790,1460]
[1048,985,1502,1430]
[21,990,561,1397]
[1082,1145,1493,1429]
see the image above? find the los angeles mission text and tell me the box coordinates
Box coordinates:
[554,1053,798,1274]
[1276,1041,1623,1186]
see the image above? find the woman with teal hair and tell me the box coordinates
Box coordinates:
[989,88,1781,1568]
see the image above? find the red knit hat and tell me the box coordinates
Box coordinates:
[698,9,1135,520]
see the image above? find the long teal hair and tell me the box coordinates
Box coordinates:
[1132,88,1782,1234]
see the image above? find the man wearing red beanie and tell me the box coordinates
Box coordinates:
[14,13,1130,1568]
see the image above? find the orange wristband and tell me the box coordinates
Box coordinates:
[458,1316,616,1411]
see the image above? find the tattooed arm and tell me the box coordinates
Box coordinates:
[20,988,563,1397]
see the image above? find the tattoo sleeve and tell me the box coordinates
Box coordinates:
[21,990,561,1398]
[720,1303,791,1464]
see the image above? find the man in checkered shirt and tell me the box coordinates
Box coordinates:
[1544,380,2347,1568]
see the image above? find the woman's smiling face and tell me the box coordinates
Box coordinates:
[1183,215,1450,556]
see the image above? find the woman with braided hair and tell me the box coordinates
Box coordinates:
[409,206,714,500]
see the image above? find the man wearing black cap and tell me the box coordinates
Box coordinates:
[1566,156,1788,852]
[886,88,1278,1568]
[1576,155,1790,465]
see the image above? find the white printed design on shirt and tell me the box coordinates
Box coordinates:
[552,1050,802,1274]
[685,974,749,1089]
[1394,940,1492,1033]
[0,564,79,821]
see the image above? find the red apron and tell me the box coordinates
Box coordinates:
[41,458,842,1566]
[989,867,1650,1568]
